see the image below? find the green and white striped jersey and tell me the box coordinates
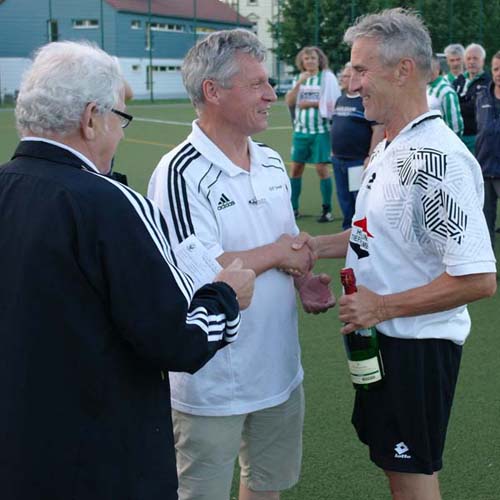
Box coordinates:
[443,72,458,85]
[427,76,464,136]
[293,71,330,135]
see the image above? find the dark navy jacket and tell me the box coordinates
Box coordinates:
[0,140,240,500]
[453,71,491,136]
[475,82,500,178]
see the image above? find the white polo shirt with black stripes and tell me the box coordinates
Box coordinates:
[149,121,304,416]
[346,111,496,344]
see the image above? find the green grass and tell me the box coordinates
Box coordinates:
[1,102,499,500]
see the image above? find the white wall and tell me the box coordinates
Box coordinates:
[0,57,188,102]
[120,57,188,100]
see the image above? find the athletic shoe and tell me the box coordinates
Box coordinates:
[294,210,301,219]
[317,205,333,223]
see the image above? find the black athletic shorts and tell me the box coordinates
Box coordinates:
[352,332,462,474]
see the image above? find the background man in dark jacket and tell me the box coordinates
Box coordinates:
[0,40,255,500]
[453,43,491,153]
[475,50,500,249]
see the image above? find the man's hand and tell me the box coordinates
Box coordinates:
[276,233,315,277]
[215,258,255,310]
[338,285,386,334]
[292,233,319,258]
[296,273,336,314]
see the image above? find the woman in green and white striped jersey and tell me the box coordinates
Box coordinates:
[286,46,339,223]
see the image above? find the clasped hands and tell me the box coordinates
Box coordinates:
[276,233,336,314]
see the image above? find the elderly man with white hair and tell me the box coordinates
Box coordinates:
[0,40,255,500]
[452,43,491,153]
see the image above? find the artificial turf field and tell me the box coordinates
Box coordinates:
[1,101,499,499]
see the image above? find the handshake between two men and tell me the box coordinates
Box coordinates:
[215,231,336,315]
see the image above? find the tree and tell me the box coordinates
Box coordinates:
[270,0,500,75]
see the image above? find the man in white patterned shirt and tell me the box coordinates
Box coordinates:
[297,9,496,500]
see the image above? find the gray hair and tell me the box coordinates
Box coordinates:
[16,41,124,136]
[465,43,486,60]
[444,43,465,58]
[344,8,432,79]
[182,28,266,108]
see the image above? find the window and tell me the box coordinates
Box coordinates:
[148,65,181,72]
[47,19,58,41]
[131,20,141,29]
[131,64,140,71]
[247,0,258,5]
[246,13,259,35]
[72,19,99,29]
[195,26,216,35]
[148,22,184,32]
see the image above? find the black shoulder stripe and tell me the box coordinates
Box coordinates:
[262,163,285,172]
[167,144,201,243]
[197,163,214,194]
[90,172,195,302]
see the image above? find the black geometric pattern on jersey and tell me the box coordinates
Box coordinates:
[395,147,467,246]
[167,143,201,243]
[398,147,446,190]
[421,189,468,245]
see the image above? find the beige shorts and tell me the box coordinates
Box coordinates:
[172,384,305,500]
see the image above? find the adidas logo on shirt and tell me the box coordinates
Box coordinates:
[394,442,412,459]
[217,193,235,211]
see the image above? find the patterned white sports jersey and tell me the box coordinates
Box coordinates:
[346,111,496,344]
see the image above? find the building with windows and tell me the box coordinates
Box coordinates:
[0,0,251,101]
[221,0,289,84]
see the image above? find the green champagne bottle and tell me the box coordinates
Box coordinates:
[340,267,384,390]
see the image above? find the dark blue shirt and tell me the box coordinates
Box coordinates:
[330,93,375,160]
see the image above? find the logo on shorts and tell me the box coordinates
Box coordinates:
[217,193,235,211]
[394,442,412,459]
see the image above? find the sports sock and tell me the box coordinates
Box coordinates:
[320,177,332,211]
[290,177,302,211]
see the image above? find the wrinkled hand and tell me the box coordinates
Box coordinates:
[297,273,336,314]
[276,233,314,277]
[215,258,255,310]
[338,285,386,334]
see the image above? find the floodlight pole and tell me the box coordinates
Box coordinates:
[48,0,53,42]
[276,0,281,90]
[479,0,483,44]
[193,0,197,44]
[148,0,154,102]
[100,0,104,49]
[314,0,319,46]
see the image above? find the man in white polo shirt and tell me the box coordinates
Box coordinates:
[148,29,335,500]
[297,9,497,500]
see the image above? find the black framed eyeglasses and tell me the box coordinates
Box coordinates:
[111,108,133,129]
